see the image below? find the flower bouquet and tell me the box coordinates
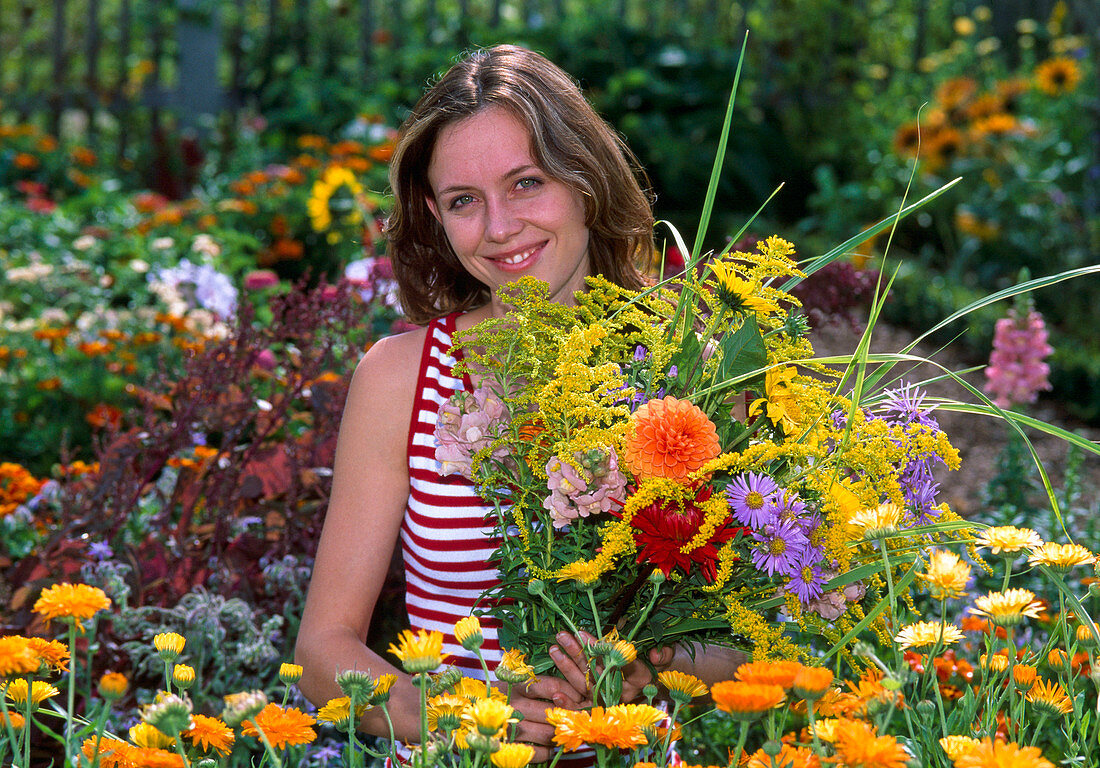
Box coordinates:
[434,232,970,687]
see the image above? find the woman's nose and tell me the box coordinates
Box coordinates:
[484,199,523,243]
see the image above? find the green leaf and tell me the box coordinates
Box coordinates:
[715,315,767,384]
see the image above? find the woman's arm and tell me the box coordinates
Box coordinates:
[295,331,425,742]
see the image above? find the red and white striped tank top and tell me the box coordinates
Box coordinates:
[402,311,503,676]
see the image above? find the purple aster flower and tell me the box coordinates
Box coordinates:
[750,517,808,577]
[786,554,827,605]
[633,345,648,362]
[726,472,781,528]
[87,540,114,561]
[904,477,941,524]
[880,383,939,429]
[773,491,807,526]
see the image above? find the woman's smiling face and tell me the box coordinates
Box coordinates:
[426,106,591,316]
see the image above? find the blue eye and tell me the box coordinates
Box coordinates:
[449,194,475,209]
[517,177,541,190]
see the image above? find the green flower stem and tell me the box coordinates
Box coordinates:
[379,703,398,764]
[0,696,23,768]
[417,673,429,768]
[1030,713,1049,748]
[1001,556,1012,593]
[473,648,494,699]
[533,589,583,640]
[173,738,193,768]
[585,588,603,640]
[66,621,77,756]
[246,717,284,768]
[877,537,897,631]
[731,722,750,768]
[805,700,824,758]
[625,580,662,643]
[660,700,682,759]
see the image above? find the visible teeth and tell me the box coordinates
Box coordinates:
[500,248,535,265]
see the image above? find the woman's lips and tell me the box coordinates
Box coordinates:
[486,242,545,271]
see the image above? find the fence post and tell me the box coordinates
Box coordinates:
[176,0,224,132]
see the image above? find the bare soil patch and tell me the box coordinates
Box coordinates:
[810,321,1100,519]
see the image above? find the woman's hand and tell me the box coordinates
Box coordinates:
[505,632,591,761]
[574,631,675,704]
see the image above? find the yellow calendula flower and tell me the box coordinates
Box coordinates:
[491,742,535,768]
[917,549,971,600]
[971,588,1044,627]
[279,662,303,685]
[130,721,176,749]
[496,649,536,686]
[32,583,111,631]
[658,670,708,703]
[316,696,369,726]
[307,165,364,234]
[976,526,1042,555]
[427,693,469,732]
[5,679,60,709]
[940,735,981,760]
[370,673,397,705]
[1027,542,1095,573]
[172,664,196,690]
[454,616,484,651]
[388,629,444,674]
[954,739,1054,768]
[468,697,515,737]
[153,632,186,662]
[1012,664,1038,690]
[0,636,40,677]
[553,559,604,585]
[848,502,904,540]
[707,261,779,315]
[98,671,129,700]
[894,620,964,651]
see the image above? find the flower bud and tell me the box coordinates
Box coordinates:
[336,669,375,704]
[222,690,268,727]
[172,664,196,691]
[98,672,129,701]
[279,663,303,685]
[153,632,185,663]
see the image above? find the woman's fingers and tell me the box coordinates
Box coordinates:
[547,631,590,701]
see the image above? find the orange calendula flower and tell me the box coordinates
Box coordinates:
[241,703,316,749]
[710,681,785,721]
[953,738,1054,768]
[25,637,69,673]
[183,714,235,755]
[743,743,819,768]
[917,549,971,600]
[0,636,40,677]
[547,704,662,752]
[735,659,803,689]
[792,665,834,702]
[32,583,111,631]
[622,396,720,481]
[98,671,129,700]
[831,718,910,768]
[1026,678,1073,716]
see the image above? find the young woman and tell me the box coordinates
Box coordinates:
[295,44,742,759]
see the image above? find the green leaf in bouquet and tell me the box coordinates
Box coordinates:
[713,314,767,386]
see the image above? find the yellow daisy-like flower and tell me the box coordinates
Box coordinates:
[1027,542,1095,572]
[707,261,779,315]
[454,616,484,651]
[553,559,604,585]
[172,664,195,690]
[710,681,786,721]
[976,526,1042,555]
[307,165,363,233]
[130,721,176,750]
[848,502,904,540]
[316,696,369,726]
[370,673,397,705]
[0,635,40,677]
[32,583,111,631]
[183,714,235,756]
[496,649,536,686]
[1034,56,1081,96]
[749,366,803,435]
[1026,678,1073,716]
[468,698,516,736]
[917,549,972,600]
[153,632,186,661]
[427,693,469,732]
[894,621,964,651]
[953,738,1054,768]
[491,742,535,768]
[388,628,444,674]
[278,662,303,685]
[658,670,708,703]
[980,652,1010,674]
[971,589,1044,627]
[241,703,317,749]
[5,679,60,708]
[939,734,981,760]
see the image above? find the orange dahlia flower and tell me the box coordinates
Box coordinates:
[622,396,720,482]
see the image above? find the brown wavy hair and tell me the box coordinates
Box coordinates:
[386,44,655,325]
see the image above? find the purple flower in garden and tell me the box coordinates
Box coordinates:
[87,540,114,561]
[726,472,780,528]
[786,555,827,605]
[881,383,939,429]
[750,517,808,577]
[773,491,808,526]
[543,448,627,529]
[984,307,1053,408]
